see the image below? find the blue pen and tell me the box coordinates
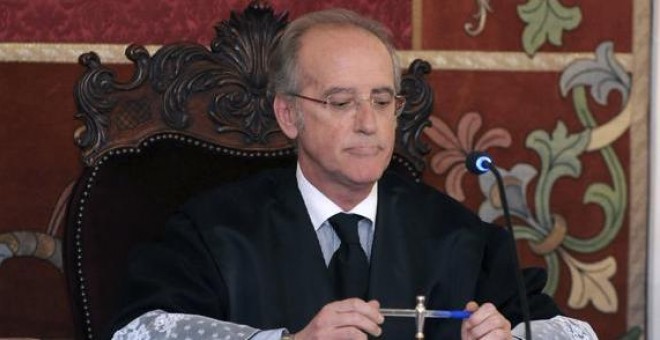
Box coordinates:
[425,309,473,319]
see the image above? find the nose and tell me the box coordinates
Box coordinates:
[353,97,377,134]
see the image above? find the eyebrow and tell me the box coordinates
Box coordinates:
[371,87,395,95]
[321,86,395,97]
[321,87,354,97]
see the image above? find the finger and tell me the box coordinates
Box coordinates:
[468,314,511,339]
[461,301,481,331]
[367,299,381,310]
[333,308,383,336]
[465,301,479,312]
[465,304,511,339]
[366,300,384,324]
[465,302,496,326]
[475,328,511,340]
[461,301,480,339]
[320,299,383,336]
[334,298,384,324]
[333,326,369,340]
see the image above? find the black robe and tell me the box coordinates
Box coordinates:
[109,167,560,339]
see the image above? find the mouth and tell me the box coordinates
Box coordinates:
[345,145,383,156]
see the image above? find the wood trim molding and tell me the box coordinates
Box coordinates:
[0,43,633,73]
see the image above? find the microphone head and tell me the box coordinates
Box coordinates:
[465,151,493,175]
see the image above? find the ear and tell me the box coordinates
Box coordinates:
[273,94,300,139]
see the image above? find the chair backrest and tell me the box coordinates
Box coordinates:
[64,2,433,339]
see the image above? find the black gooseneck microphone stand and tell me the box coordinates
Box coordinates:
[465,151,532,340]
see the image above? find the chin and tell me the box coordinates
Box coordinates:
[345,164,387,185]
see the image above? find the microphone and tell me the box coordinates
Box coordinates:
[465,151,493,175]
[465,151,532,340]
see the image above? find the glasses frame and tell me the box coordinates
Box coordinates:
[287,92,406,117]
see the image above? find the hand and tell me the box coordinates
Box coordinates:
[292,298,384,340]
[461,301,511,340]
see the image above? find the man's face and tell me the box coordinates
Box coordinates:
[275,25,398,197]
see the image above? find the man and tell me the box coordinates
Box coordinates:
[111,8,596,340]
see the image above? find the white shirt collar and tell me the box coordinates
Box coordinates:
[296,163,378,231]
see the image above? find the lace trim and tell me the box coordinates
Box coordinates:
[112,310,259,340]
[511,316,598,339]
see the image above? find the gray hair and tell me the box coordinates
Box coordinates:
[268,8,402,96]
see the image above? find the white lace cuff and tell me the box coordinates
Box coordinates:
[512,315,598,339]
[112,310,260,340]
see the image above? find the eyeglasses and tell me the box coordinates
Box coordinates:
[288,91,406,117]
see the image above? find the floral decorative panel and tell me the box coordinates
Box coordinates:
[416,0,648,338]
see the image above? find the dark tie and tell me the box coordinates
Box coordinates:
[328,213,369,300]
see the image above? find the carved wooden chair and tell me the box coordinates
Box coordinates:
[64,2,433,339]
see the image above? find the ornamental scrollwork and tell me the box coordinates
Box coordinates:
[398,59,433,173]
